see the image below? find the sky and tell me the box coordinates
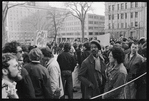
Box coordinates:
[48,2,105,15]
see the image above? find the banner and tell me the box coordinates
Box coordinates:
[96,33,110,47]
[35,30,47,47]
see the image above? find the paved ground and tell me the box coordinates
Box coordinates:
[65,86,82,99]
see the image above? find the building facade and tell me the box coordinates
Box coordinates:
[57,13,105,43]
[6,2,105,45]
[6,2,49,45]
[105,2,147,40]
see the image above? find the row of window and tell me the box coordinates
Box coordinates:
[109,12,138,20]
[88,21,104,25]
[88,15,105,20]
[88,26,104,30]
[109,2,138,11]
[61,33,87,36]
[89,32,105,35]
[108,21,139,29]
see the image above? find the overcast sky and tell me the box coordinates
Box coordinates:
[48,2,105,15]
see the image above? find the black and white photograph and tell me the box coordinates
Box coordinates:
[2,1,147,99]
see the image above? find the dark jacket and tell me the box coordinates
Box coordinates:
[16,67,36,98]
[57,51,76,72]
[104,63,127,99]
[24,62,53,99]
[136,60,146,99]
[78,54,106,99]
[76,49,82,66]
[81,50,90,65]
[124,53,143,81]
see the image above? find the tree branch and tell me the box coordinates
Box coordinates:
[8,2,26,9]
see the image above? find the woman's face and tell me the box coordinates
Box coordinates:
[108,52,115,63]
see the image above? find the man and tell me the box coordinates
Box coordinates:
[138,37,146,56]
[41,47,64,99]
[2,41,35,98]
[57,43,77,99]
[2,53,22,98]
[24,48,53,98]
[78,40,106,99]
[124,41,144,99]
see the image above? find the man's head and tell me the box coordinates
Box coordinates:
[64,43,71,52]
[41,47,54,58]
[2,53,22,82]
[138,37,146,48]
[2,41,24,62]
[83,42,90,51]
[29,48,43,62]
[90,40,101,57]
[130,41,139,54]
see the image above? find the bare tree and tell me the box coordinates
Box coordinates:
[2,1,26,47]
[64,2,93,42]
[47,7,70,43]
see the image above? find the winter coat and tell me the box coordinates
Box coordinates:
[46,58,64,98]
[57,51,77,72]
[78,54,106,99]
[16,67,35,98]
[104,63,127,99]
[24,62,53,99]
[124,53,143,81]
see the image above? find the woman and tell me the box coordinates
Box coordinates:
[103,46,127,99]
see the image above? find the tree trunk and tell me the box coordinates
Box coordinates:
[81,20,84,43]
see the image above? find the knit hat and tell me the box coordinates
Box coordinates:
[90,40,101,50]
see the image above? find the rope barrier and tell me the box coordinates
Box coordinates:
[90,72,147,99]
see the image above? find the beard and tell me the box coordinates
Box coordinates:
[8,70,23,82]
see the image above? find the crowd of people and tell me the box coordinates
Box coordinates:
[2,36,146,99]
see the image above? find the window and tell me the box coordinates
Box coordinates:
[135,12,138,18]
[95,32,98,35]
[121,13,124,19]
[125,22,127,28]
[131,22,133,27]
[117,14,119,19]
[89,32,93,35]
[121,3,124,9]
[109,5,111,11]
[131,12,133,18]
[112,5,114,11]
[130,2,133,8]
[125,13,127,19]
[125,3,127,9]
[135,2,138,7]
[117,4,119,10]
[109,15,111,20]
[89,27,93,30]
[118,23,119,28]
[112,23,114,29]
[135,22,138,27]
[109,23,111,29]
[94,21,98,24]
[112,14,114,20]
[89,21,93,24]
[121,23,124,28]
